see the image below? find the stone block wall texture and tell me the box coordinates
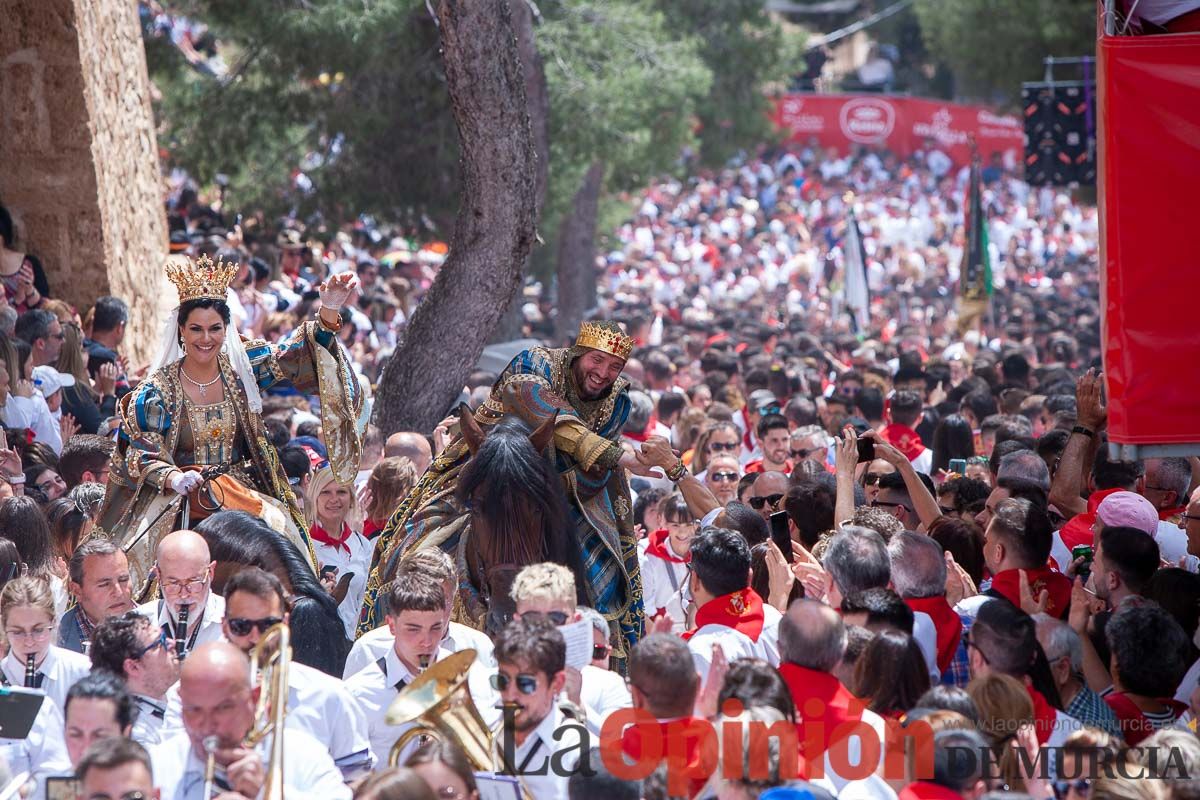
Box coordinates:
[0,0,168,365]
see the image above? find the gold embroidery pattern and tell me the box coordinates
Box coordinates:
[184,395,238,467]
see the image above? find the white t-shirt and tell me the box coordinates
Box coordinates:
[313,529,376,639]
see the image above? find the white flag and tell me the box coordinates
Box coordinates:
[843,206,870,333]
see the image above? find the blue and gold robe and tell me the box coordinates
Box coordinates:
[361,346,645,667]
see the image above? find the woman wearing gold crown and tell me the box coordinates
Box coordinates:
[95,255,362,595]
[362,320,654,669]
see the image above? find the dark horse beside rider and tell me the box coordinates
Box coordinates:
[360,321,650,670]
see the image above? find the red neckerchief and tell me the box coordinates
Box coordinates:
[362,518,384,540]
[310,521,353,554]
[1059,487,1124,550]
[1103,691,1188,746]
[621,717,713,798]
[744,458,793,475]
[900,782,964,800]
[881,423,926,461]
[681,588,764,643]
[1159,505,1187,522]
[989,566,1072,618]
[624,412,658,443]
[644,529,690,564]
[740,406,755,451]
[1025,685,1060,745]
[905,595,962,673]
[778,663,867,759]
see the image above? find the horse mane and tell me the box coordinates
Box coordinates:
[455,415,569,567]
[194,510,350,676]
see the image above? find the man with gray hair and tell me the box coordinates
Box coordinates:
[889,531,961,675]
[821,526,890,608]
[777,599,885,772]
[996,449,1051,492]
[59,538,136,653]
[1033,614,1122,736]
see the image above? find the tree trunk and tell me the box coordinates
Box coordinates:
[489,0,550,345]
[555,161,605,342]
[373,0,536,435]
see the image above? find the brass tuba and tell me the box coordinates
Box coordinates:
[245,623,290,800]
[385,649,493,769]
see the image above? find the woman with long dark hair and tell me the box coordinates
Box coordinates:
[931,413,976,474]
[194,510,350,676]
[96,254,363,596]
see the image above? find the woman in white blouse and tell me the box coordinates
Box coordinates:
[306,466,375,640]
[1,575,90,709]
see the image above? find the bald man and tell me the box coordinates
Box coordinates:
[150,642,350,800]
[383,431,432,475]
[136,530,225,661]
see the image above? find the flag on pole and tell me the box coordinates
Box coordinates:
[959,158,993,302]
[842,201,870,334]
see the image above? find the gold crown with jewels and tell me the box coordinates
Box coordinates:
[575,320,634,360]
[165,254,238,303]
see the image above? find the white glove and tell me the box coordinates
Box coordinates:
[168,471,205,497]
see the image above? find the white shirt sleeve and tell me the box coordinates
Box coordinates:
[1,394,34,430]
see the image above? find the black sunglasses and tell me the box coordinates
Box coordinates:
[135,630,171,659]
[790,448,812,459]
[518,610,570,626]
[749,493,784,510]
[871,499,913,513]
[592,644,610,661]
[708,442,739,452]
[863,472,886,485]
[709,470,739,482]
[491,672,539,695]
[227,616,283,637]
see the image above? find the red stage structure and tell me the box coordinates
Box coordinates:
[1099,25,1200,457]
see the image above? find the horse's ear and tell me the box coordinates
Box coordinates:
[529,410,558,454]
[459,405,485,455]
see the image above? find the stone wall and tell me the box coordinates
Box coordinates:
[0,0,168,365]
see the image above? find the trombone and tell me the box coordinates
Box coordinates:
[203,623,290,799]
[385,649,532,800]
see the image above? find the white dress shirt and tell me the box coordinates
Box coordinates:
[687,625,758,683]
[495,704,583,800]
[343,621,496,679]
[578,665,631,735]
[757,604,782,667]
[160,650,373,779]
[0,692,71,787]
[637,541,690,633]
[131,693,168,748]
[136,591,226,658]
[344,643,500,768]
[150,728,351,800]
[312,531,376,639]
[1,645,92,711]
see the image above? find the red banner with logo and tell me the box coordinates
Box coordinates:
[1100,31,1200,449]
[772,94,1025,166]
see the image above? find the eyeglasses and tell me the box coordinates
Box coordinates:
[863,472,886,485]
[227,617,284,637]
[790,448,813,459]
[963,632,990,664]
[1053,779,1091,799]
[871,499,913,513]
[4,623,53,641]
[517,610,570,626]
[592,644,610,661]
[159,570,209,595]
[135,630,172,659]
[709,471,739,483]
[49,332,66,341]
[938,505,957,516]
[708,442,739,453]
[748,493,784,510]
[758,405,781,416]
[491,672,540,695]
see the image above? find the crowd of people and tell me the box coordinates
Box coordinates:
[1,133,1198,800]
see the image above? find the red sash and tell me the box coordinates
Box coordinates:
[899,782,964,800]
[681,588,764,643]
[779,663,868,759]
[988,566,1072,618]
[645,529,690,564]
[1103,691,1187,745]
[905,595,962,673]
[310,521,353,555]
[881,423,927,462]
[1026,686,1059,746]
[621,718,712,798]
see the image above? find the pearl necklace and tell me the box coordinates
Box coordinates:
[181,366,221,399]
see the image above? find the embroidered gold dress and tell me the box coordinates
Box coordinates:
[97,321,362,596]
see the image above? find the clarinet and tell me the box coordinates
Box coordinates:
[23,653,36,688]
[175,603,191,662]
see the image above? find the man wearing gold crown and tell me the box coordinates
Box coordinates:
[95,255,363,598]
[361,320,651,669]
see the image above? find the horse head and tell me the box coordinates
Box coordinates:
[454,408,572,635]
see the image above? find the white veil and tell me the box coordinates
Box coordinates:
[150,300,264,414]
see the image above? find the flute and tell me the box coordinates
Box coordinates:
[175,603,191,661]
[23,653,36,688]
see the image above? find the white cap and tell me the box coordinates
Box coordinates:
[32,365,76,398]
